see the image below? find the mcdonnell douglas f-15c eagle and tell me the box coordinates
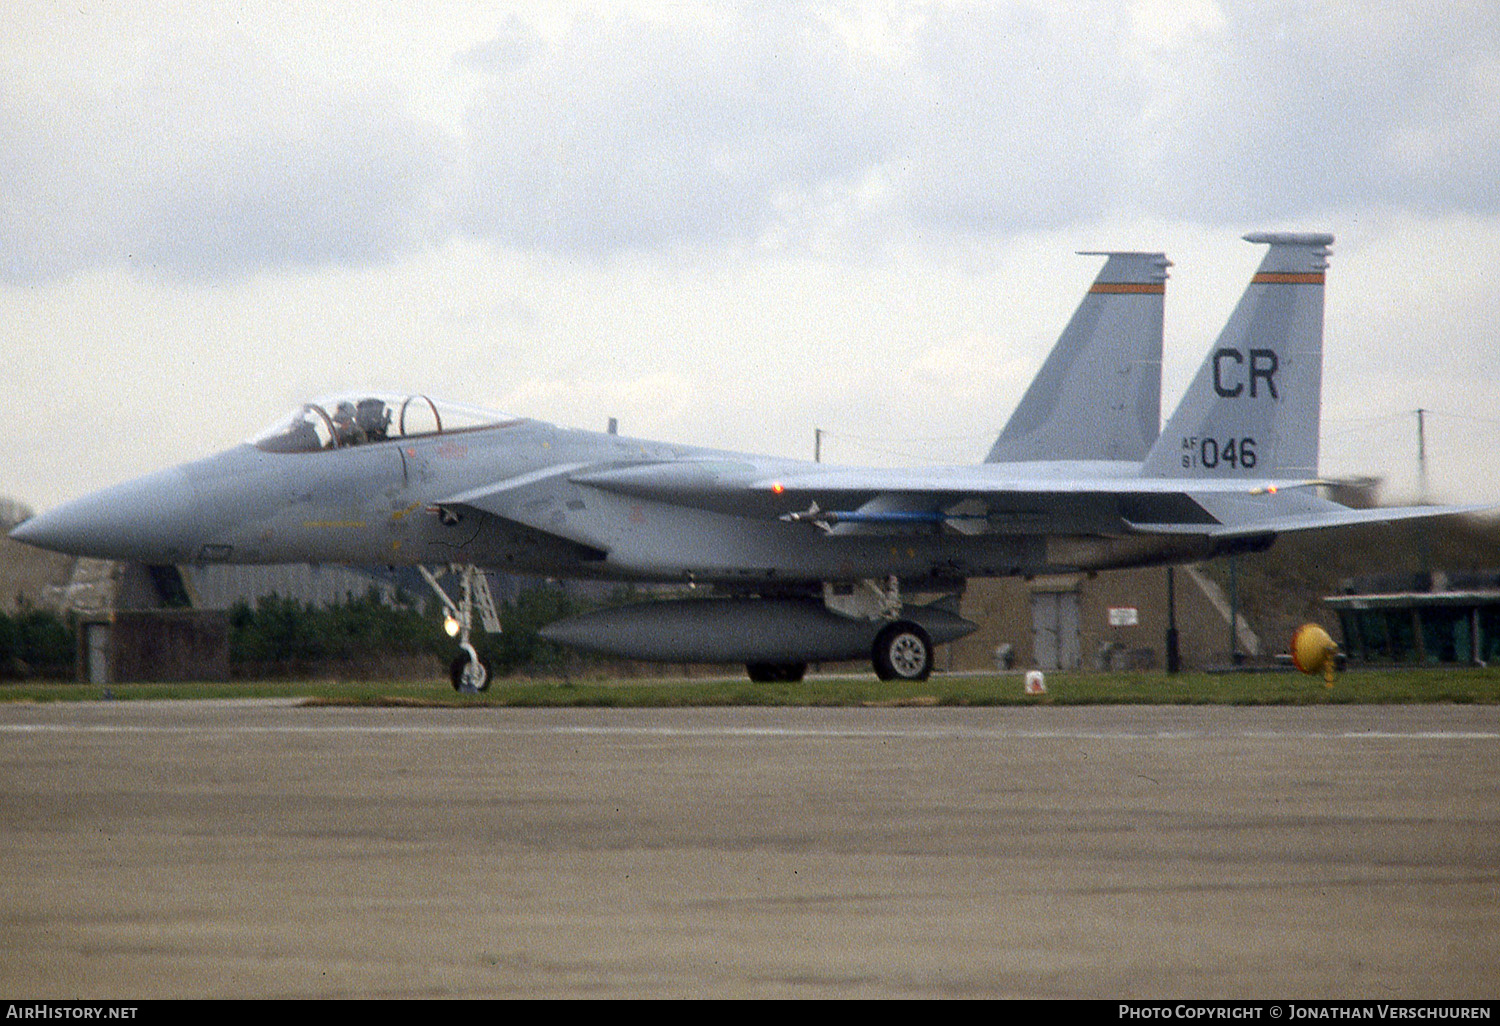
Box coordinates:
[11,233,1484,688]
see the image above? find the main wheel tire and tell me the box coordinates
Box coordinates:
[873,622,934,682]
[450,653,492,692]
[746,662,808,683]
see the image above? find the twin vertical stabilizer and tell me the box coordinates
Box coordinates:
[1143,232,1334,480]
[986,252,1169,464]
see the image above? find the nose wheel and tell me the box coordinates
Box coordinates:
[450,643,492,693]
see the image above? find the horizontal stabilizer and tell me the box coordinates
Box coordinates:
[1126,501,1495,538]
[1202,501,1497,539]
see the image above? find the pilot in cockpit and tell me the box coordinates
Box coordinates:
[355,398,392,442]
[332,401,362,446]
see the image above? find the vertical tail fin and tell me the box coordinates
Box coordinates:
[1143,232,1333,480]
[986,251,1169,463]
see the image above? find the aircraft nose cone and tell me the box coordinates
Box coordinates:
[8,466,204,563]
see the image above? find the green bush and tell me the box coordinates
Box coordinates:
[227,584,588,677]
[229,588,444,667]
[0,606,75,678]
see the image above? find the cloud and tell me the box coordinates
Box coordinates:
[0,96,136,281]
[1,31,457,283]
[462,1,1500,247]
[135,89,455,281]
[500,371,698,432]
[892,3,1149,234]
[454,4,1154,250]
[4,3,1500,282]
[1143,1,1500,220]
[458,7,890,253]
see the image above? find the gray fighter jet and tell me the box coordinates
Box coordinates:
[10,233,1480,687]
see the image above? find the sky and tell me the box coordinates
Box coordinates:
[3,0,1499,512]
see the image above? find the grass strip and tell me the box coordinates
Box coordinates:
[4,667,1500,707]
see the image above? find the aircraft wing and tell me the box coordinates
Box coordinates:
[574,459,1321,500]
[747,467,1323,497]
[753,470,1497,537]
[568,459,1314,536]
[572,459,1492,538]
[441,457,1490,546]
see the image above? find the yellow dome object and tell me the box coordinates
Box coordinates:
[1291,623,1339,687]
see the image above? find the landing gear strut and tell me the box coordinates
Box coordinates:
[828,576,940,682]
[419,565,501,693]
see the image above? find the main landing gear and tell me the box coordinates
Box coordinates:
[419,565,501,693]
[840,576,937,682]
[872,621,934,682]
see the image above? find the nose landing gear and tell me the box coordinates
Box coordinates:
[419,565,501,693]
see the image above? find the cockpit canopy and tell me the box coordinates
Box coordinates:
[253,393,514,453]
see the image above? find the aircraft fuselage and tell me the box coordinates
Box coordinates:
[26,417,1214,590]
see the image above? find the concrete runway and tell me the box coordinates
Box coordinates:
[1,700,1497,999]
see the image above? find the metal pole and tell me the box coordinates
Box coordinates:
[1415,408,1432,577]
[1416,408,1428,499]
[815,428,823,463]
[1165,566,1180,674]
[1228,555,1240,666]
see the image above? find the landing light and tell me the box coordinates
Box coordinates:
[444,614,462,638]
